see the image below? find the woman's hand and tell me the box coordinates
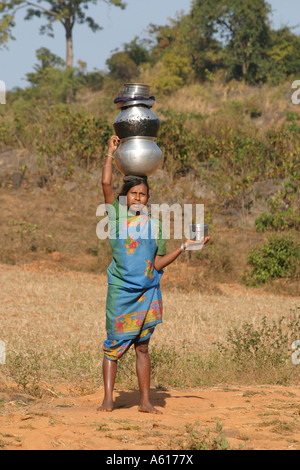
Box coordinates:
[107,135,120,155]
[183,237,210,250]
[154,236,210,272]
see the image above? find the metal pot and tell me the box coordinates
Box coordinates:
[114,136,163,176]
[120,83,151,98]
[113,105,160,139]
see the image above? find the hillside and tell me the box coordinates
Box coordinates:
[0,80,299,295]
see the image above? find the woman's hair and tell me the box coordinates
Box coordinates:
[118,175,150,201]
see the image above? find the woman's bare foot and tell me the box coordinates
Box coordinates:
[97,398,114,412]
[138,403,162,414]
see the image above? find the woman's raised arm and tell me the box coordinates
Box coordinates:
[102,135,120,204]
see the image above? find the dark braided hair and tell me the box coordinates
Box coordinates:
[118,175,150,202]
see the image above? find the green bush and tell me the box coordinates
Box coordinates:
[0,104,112,171]
[157,109,196,176]
[255,209,300,232]
[243,235,300,285]
[154,52,193,94]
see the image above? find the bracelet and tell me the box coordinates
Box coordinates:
[180,242,185,253]
[103,164,112,168]
[105,153,115,159]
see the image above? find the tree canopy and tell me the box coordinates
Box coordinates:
[1,0,300,91]
[0,0,127,66]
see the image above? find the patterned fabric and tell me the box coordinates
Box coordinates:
[103,328,155,362]
[103,198,166,360]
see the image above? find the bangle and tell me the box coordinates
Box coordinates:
[106,153,115,159]
[180,242,185,253]
[102,164,112,168]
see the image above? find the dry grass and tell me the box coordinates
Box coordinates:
[0,262,299,395]
[78,79,296,132]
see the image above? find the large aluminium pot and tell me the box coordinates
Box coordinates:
[114,136,163,176]
[113,105,160,139]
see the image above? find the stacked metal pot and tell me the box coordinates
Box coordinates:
[113,83,163,176]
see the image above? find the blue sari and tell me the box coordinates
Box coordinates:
[103,198,166,361]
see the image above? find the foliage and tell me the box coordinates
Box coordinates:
[267,28,300,84]
[0,103,111,171]
[153,52,193,94]
[106,51,138,81]
[189,0,271,83]
[255,209,300,232]
[243,235,300,286]
[82,69,105,91]
[3,0,300,87]
[0,2,15,48]
[216,314,300,373]
[24,47,83,103]
[156,109,195,175]
[140,0,300,85]
[1,0,127,66]
[123,36,151,66]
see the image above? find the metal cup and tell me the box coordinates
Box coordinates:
[189,223,209,241]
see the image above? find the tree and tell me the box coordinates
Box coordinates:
[25,47,83,102]
[268,27,300,82]
[106,51,138,81]
[123,36,151,66]
[190,0,272,83]
[0,0,127,67]
[0,2,16,49]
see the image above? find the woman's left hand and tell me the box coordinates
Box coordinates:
[183,237,210,250]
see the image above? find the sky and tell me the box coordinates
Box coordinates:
[0,0,299,91]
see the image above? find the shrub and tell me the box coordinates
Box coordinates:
[243,235,300,285]
[255,209,300,232]
[156,109,196,176]
[0,104,112,172]
[216,313,300,374]
[154,52,192,94]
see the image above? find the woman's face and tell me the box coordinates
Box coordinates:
[127,184,149,213]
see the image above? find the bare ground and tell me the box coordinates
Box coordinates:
[0,385,300,450]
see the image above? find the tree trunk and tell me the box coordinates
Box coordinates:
[242,62,247,77]
[65,22,74,68]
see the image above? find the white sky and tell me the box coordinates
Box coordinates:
[0,0,299,90]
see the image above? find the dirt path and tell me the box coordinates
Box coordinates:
[1,384,299,450]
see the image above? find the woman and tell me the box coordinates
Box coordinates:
[98,135,209,414]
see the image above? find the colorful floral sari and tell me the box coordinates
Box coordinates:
[103,198,166,361]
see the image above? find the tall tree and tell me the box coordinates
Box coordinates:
[190,0,272,82]
[0,0,127,67]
